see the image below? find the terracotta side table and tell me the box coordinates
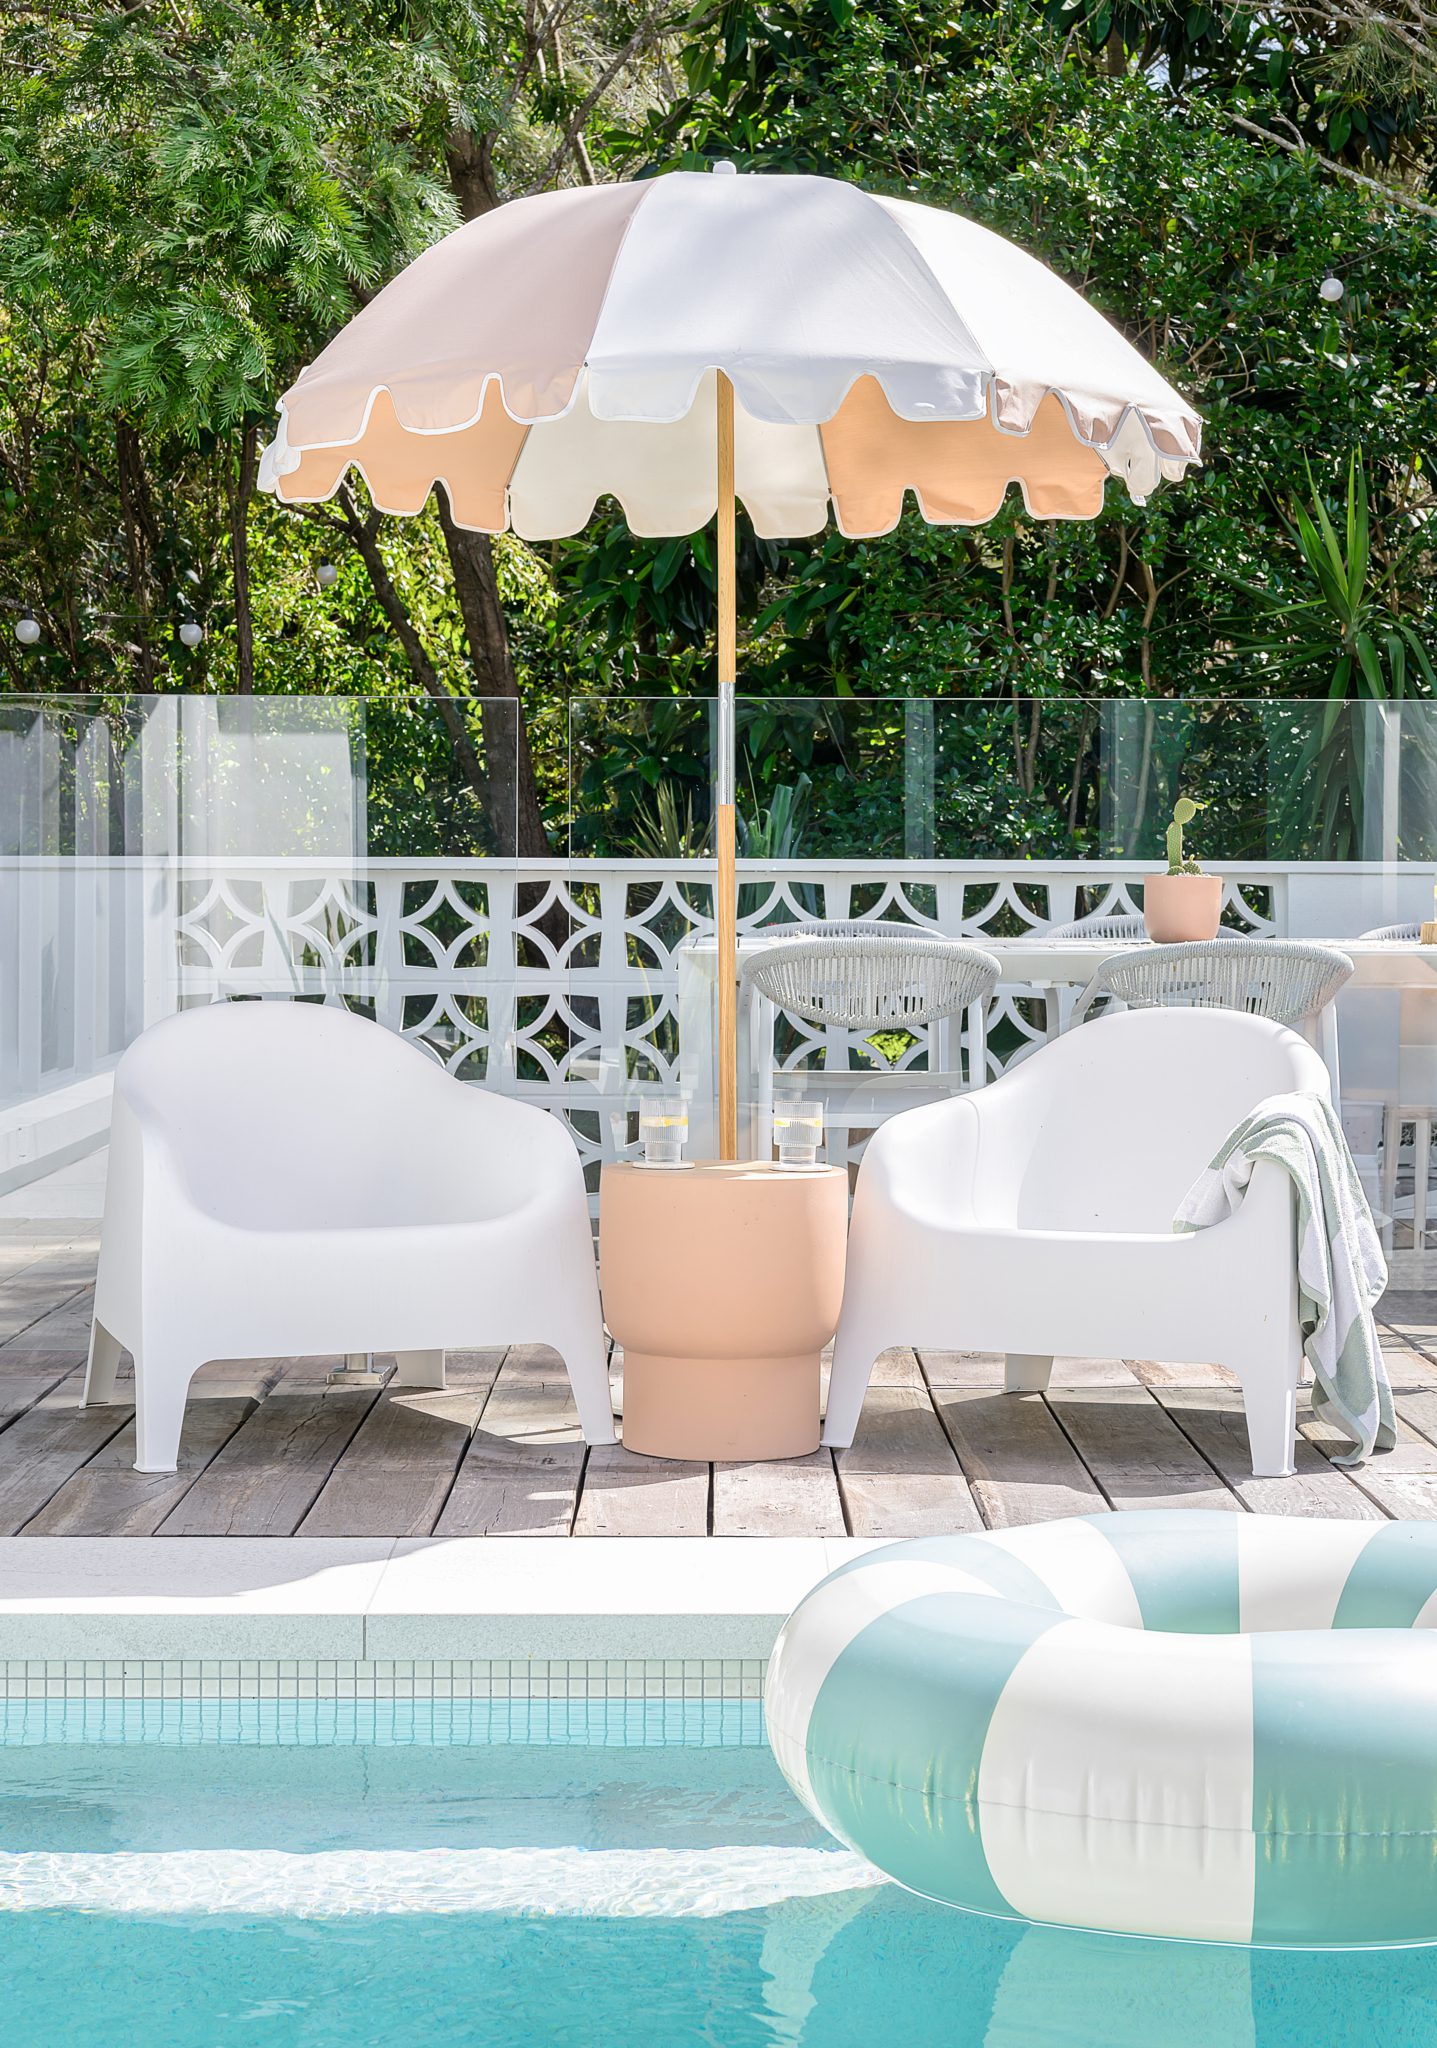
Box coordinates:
[599,1161,848,1460]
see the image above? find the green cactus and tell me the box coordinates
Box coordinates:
[1165,796,1205,876]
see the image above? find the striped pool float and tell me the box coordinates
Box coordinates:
[766,1511,1437,1948]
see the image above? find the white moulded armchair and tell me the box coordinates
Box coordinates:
[86,1000,615,1473]
[826,1006,1329,1478]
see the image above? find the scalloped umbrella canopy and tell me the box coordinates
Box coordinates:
[260,165,1201,1160]
[260,168,1200,535]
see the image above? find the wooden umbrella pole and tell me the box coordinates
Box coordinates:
[716,370,739,1162]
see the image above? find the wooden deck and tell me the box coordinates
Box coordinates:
[5,1224,1437,1537]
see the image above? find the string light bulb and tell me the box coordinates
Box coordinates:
[316,562,338,589]
[1319,272,1345,303]
[177,618,204,649]
[14,612,40,648]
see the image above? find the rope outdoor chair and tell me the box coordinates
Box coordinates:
[1070,936,1353,1031]
[740,925,1001,1164]
[1037,911,1147,1037]
[1045,912,1147,942]
[1360,923,1435,1251]
[1069,938,1353,1111]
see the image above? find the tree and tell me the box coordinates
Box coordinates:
[549,0,1435,854]
[0,0,694,849]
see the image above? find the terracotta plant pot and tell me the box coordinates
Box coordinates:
[1142,871,1223,942]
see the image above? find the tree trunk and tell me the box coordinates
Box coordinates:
[440,124,552,858]
[335,488,493,823]
[444,124,499,220]
[438,499,551,857]
[229,423,259,694]
[114,421,157,687]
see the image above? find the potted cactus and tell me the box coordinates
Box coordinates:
[1143,797,1223,942]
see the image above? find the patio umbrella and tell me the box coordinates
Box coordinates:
[259,164,1202,1160]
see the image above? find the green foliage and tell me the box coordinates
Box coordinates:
[3,0,1436,868]
[630,780,709,859]
[737,773,812,858]
[1237,455,1436,703]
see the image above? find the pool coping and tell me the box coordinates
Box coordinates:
[0,1536,887,1661]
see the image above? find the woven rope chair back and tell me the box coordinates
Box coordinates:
[1074,938,1354,1029]
[742,926,1002,1032]
[1361,923,1420,942]
[1045,912,1147,943]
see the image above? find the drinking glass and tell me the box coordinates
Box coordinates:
[773,1099,824,1170]
[639,1096,690,1168]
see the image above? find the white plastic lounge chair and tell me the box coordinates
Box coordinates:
[85,1000,614,1472]
[826,1006,1328,1477]
[741,926,1000,1159]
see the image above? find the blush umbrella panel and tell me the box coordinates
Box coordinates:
[260,164,1201,1161]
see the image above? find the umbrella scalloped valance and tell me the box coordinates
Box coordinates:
[260,169,1201,542]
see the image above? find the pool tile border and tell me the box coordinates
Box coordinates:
[0,1657,768,1701]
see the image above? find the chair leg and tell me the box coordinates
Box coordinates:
[822,1319,887,1448]
[1416,1116,1433,1252]
[1236,1362,1299,1480]
[546,1319,617,1446]
[84,1321,124,1406]
[133,1349,195,1475]
[393,1349,446,1390]
[1004,1353,1053,1394]
[1380,1104,1402,1256]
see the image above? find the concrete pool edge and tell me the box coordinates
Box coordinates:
[0,1536,887,1661]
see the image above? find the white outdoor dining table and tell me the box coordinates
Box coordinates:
[675,933,1437,1156]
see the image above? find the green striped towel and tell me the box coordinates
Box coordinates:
[1173,1090,1394,1465]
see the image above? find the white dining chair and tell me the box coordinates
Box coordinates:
[826,1007,1327,1478]
[85,999,615,1472]
[740,926,1000,1163]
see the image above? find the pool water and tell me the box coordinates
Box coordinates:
[0,1700,1434,2047]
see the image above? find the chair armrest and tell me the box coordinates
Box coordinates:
[854,1091,985,1230]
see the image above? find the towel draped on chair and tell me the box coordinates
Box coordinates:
[1173,1090,1394,1465]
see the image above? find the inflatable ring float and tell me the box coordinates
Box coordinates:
[766,1511,1437,1947]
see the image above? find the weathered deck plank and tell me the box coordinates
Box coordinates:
[23,1397,257,1536]
[574,1446,710,1536]
[0,1294,95,1365]
[1047,1385,1240,1513]
[927,1387,1106,1526]
[1149,1384,1385,1519]
[298,1351,505,1538]
[158,1388,378,1536]
[0,1381,134,1533]
[435,1346,587,1537]
[835,1387,982,1537]
[712,1453,846,1537]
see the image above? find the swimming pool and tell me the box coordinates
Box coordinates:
[0,1697,1434,2047]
